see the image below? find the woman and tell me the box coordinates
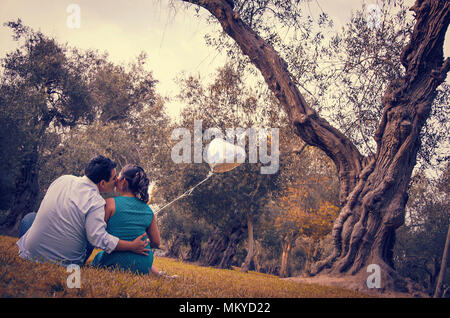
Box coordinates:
[92,164,163,275]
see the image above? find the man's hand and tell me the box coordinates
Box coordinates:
[130,233,151,256]
[115,233,151,255]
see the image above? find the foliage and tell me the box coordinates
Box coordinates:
[89,51,158,123]
[38,95,171,203]
[319,2,449,170]
[277,198,338,242]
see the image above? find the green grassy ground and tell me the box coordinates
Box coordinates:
[0,235,371,298]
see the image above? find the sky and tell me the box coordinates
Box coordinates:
[0,0,449,119]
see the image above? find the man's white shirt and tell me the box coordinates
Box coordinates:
[17,175,119,265]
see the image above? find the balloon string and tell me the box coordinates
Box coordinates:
[154,170,214,214]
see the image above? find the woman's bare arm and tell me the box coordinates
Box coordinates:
[104,198,115,223]
[147,215,160,249]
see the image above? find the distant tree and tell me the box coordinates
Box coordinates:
[89,51,158,124]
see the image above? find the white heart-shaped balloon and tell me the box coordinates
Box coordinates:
[206,138,245,173]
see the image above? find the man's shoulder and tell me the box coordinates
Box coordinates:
[68,176,106,213]
[46,175,77,192]
[57,174,77,180]
[52,174,77,184]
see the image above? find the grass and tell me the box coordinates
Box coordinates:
[0,235,371,298]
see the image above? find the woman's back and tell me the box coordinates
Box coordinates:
[92,196,154,274]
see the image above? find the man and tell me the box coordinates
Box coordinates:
[16,155,150,266]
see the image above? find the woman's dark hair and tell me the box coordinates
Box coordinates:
[85,155,117,184]
[121,164,150,203]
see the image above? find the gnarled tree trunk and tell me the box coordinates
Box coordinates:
[200,228,228,266]
[187,229,203,261]
[200,225,245,268]
[185,0,450,292]
[167,234,185,259]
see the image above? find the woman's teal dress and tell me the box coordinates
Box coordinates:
[92,196,154,274]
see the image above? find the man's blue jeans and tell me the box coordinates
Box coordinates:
[18,212,37,238]
[18,212,95,265]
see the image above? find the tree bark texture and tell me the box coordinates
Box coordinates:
[185,0,450,291]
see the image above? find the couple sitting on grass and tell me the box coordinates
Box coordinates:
[17,155,176,279]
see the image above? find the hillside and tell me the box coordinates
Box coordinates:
[0,235,374,298]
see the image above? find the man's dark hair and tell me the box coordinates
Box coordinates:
[85,155,117,184]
